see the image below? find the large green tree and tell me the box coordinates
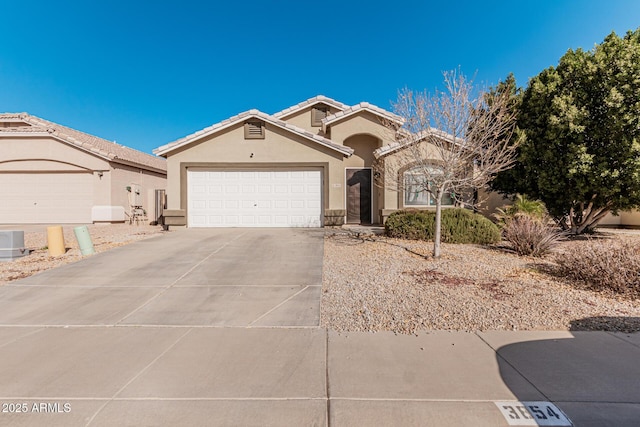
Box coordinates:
[492,29,640,234]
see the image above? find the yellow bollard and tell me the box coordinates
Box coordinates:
[47,226,66,256]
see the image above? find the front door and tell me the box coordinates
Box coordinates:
[346,168,372,224]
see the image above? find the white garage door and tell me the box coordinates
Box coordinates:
[0,172,93,223]
[188,170,322,227]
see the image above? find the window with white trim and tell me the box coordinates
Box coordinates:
[403,166,454,207]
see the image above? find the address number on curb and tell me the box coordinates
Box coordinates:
[494,401,572,426]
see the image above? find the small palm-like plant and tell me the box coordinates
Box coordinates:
[495,194,547,224]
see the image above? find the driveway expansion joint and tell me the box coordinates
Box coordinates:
[85,327,193,426]
[606,330,640,350]
[248,285,312,326]
[112,231,249,325]
[474,331,551,402]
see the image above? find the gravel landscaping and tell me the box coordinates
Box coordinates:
[321,229,640,334]
[3,224,639,334]
[0,224,165,285]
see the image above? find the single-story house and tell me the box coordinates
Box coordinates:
[153,95,640,229]
[0,113,167,224]
[154,95,468,228]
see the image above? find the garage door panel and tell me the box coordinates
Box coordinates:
[0,173,92,224]
[241,215,255,225]
[188,170,322,228]
[307,184,321,193]
[256,201,270,209]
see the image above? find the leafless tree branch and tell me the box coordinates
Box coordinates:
[374,70,522,257]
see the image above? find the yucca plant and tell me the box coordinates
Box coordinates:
[501,213,565,257]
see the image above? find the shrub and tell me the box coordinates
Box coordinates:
[385,208,501,244]
[384,210,434,240]
[494,194,547,224]
[555,239,640,297]
[502,213,565,257]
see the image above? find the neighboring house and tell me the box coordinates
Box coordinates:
[598,211,640,229]
[154,95,462,228]
[0,113,167,224]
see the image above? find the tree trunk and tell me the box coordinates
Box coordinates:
[575,206,611,234]
[433,190,443,258]
[563,198,613,234]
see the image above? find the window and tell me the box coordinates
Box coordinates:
[244,120,265,139]
[403,167,454,207]
[311,106,329,126]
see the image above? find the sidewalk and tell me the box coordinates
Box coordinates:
[1,327,639,426]
[0,229,639,425]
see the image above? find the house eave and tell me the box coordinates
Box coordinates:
[321,103,404,134]
[110,158,167,174]
[154,111,354,158]
[272,95,350,120]
[373,129,464,159]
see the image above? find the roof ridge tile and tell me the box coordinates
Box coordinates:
[0,113,166,171]
[272,95,349,118]
[154,109,353,157]
[322,101,404,126]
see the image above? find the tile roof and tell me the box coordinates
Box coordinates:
[373,128,460,159]
[0,113,166,172]
[154,109,354,157]
[272,95,350,119]
[0,113,23,119]
[322,102,404,128]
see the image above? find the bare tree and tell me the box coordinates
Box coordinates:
[374,70,521,257]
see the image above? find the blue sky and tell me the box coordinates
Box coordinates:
[1,1,639,155]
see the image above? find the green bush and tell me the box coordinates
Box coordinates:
[385,208,501,244]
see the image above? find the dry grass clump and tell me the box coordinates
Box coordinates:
[555,239,640,298]
[502,214,565,257]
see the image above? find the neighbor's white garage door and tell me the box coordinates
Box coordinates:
[187,170,322,227]
[0,172,93,223]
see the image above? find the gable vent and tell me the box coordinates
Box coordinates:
[311,106,329,126]
[244,120,265,139]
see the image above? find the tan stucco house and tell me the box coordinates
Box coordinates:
[153,95,640,229]
[154,95,464,228]
[0,113,167,224]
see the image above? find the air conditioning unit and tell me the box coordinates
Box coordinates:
[0,231,28,261]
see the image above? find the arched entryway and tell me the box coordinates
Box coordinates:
[343,134,381,224]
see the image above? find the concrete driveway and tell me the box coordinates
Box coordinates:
[2,228,640,426]
[0,228,327,426]
[0,228,323,327]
